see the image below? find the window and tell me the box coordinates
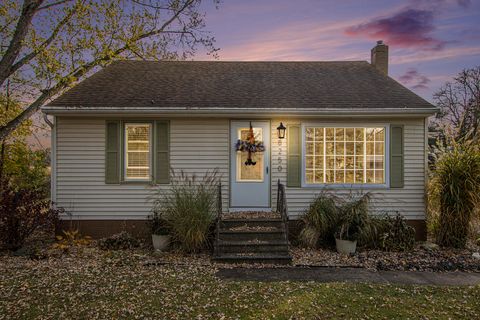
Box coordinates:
[124,123,151,180]
[304,126,386,185]
[236,127,264,182]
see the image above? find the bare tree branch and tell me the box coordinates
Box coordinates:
[0,0,44,87]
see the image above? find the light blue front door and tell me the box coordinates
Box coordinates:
[230,121,270,209]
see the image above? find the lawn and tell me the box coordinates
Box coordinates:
[1,248,479,319]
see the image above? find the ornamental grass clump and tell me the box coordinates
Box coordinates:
[429,143,480,248]
[298,193,338,247]
[151,169,220,253]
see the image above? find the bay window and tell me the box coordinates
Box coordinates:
[304,126,387,185]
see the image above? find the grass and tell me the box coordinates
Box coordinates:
[1,249,480,319]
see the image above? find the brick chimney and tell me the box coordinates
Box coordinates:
[371,40,389,75]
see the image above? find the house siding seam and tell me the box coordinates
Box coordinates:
[55,117,229,219]
[270,118,426,220]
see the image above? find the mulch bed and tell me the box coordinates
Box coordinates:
[291,245,480,272]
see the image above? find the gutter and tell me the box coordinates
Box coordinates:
[42,106,439,117]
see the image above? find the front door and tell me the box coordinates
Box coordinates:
[230,121,270,209]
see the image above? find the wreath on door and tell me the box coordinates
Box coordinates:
[235,122,265,166]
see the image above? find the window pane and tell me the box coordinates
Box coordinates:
[355,128,364,141]
[315,128,324,141]
[335,128,345,141]
[306,156,314,169]
[345,156,354,169]
[335,142,344,155]
[335,156,344,169]
[306,128,314,141]
[326,156,335,169]
[355,170,364,183]
[125,124,151,180]
[375,142,384,155]
[375,128,384,141]
[335,170,344,183]
[326,128,335,141]
[355,156,364,169]
[325,170,335,183]
[375,156,384,170]
[315,142,324,155]
[314,170,323,183]
[315,156,323,168]
[306,170,314,184]
[366,156,375,169]
[366,170,375,183]
[355,142,364,155]
[306,142,314,155]
[237,128,264,181]
[346,142,354,155]
[326,142,334,155]
[345,128,355,141]
[345,170,355,183]
[366,142,374,155]
[366,128,375,141]
[375,170,384,183]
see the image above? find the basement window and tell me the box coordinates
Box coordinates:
[124,123,152,181]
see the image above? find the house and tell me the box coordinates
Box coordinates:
[42,41,437,241]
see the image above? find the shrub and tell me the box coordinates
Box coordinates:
[0,179,60,251]
[429,143,480,248]
[362,214,415,251]
[150,169,220,253]
[298,194,338,247]
[98,231,140,250]
[336,193,371,242]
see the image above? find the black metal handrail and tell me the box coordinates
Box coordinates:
[276,179,289,244]
[215,182,222,256]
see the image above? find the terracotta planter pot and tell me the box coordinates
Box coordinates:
[335,238,357,254]
[152,234,170,251]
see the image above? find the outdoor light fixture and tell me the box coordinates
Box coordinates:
[277,122,286,139]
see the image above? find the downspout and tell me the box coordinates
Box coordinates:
[44,114,56,205]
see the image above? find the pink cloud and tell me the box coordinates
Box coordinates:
[398,68,431,90]
[345,9,447,50]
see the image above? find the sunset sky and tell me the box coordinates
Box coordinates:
[198,0,480,102]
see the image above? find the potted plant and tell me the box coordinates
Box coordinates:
[148,211,171,251]
[335,194,370,254]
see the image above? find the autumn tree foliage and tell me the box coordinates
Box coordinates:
[0,0,218,140]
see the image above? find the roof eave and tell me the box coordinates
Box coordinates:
[42,106,439,117]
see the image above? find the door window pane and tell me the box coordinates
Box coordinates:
[237,128,264,182]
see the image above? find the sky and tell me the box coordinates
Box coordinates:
[196,0,480,102]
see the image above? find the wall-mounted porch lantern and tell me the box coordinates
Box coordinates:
[277,122,286,139]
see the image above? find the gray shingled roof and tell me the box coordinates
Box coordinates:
[45,60,436,112]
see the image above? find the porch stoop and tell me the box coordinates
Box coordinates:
[213,213,292,264]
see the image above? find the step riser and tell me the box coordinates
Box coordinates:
[216,245,289,254]
[221,220,284,228]
[218,233,286,242]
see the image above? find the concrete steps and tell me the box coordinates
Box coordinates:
[213,214,292,264]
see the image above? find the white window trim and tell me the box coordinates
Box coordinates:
[300,123,390,189]
[124,123,153,182]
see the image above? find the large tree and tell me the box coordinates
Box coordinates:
[433,66,480,142]
[0,0,217,140]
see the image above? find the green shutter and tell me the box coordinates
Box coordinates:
[287,124,301,187]
[155,120,170,184]
[390,125,404,188]
[105,121,120,184]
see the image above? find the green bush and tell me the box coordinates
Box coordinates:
[336,193,371,242]
[151,169,220,253]
[429,143,480,248]
[298,193,338,247]
[362,214,415,251]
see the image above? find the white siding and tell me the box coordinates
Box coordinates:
[55,116,427,221]
[270,118,426,220]
[55,117,229,219]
